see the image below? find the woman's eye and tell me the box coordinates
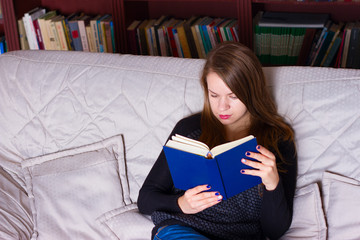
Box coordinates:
[230,95,238,99]
[210,94,217,98]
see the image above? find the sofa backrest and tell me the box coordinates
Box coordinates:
[1,50,360,202]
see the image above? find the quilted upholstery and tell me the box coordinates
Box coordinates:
[1,51,360,200]
[0,51,204,201]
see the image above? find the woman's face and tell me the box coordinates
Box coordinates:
[207,71,251,131]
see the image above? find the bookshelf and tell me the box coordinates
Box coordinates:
[1,0,360,64]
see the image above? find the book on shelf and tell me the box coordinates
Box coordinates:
[345,23,360,69]
[125,15,239,58]
[296,28,317,65]
[183,16,200,58]
[163,134,262,200]
[311,22,340,66]
[22,7,46,50]
[17,19,30,50]
[37,10,57,50]
[319,22,344,67]
[77,14,91,52]
[67,13,83,51]
[0,36,7,54]
[127,20,142,55]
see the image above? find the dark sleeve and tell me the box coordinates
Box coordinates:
[261,140,297,240]
[137,113,202,215]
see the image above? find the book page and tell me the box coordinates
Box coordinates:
[173,134,209,150]
[211,135,254,157]
[165,139,209,157]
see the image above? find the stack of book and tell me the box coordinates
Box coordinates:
[254,11,360,69]
[127,16,239,58]
[306,21,360,69]
[18,7,116,53]
[253,11,330,66]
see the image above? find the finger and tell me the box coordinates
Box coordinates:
[245,150,275,166]
[187,184,211,196]
[241,158,263,170]
[255,145,276,160]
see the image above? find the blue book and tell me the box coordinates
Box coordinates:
[68,20,83,51]
[163,134,262,200]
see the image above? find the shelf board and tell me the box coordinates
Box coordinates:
[252,0,360,22]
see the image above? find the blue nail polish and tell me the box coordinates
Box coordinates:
[246,151,250,156]
[256,145,260,150]
[215,192,220,196]
[240,170,245,174]
[207,185,211,189]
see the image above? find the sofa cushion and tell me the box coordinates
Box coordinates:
[0,166,34,239]
[97,203,154,240]
[21,134,129,240]
[280,183,326,240]
[321,172,360,240]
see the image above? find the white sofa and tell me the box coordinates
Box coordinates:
[0,50,359,240]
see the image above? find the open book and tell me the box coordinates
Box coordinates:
[163,134,262,200]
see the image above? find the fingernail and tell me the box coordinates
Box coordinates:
[240,170,245,174]
[245,151,250,156]
[241,158,246,163]
[217,195,222,200]
[207,185,211,189]
[256,145,260,150]
[215,192,220,196]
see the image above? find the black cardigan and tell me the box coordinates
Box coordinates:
[138,113,297,240]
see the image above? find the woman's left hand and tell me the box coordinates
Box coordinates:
[241,145,279,191]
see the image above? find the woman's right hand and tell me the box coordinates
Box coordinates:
[178,185,222,214]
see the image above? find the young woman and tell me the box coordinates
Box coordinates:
[138,42,297,240]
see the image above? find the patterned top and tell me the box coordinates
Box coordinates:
[138,113,297,240]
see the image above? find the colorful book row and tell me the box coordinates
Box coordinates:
[127,16,239,58]
[18,7,116,53]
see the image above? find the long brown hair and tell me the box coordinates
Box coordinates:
[199,42,294,167]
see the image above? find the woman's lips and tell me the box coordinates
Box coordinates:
[219,115,231,120]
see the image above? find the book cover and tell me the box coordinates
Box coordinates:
[346,25,360,69]
[166,19,182,57]
[49,15,62,50]
[151,15,169,56]
[191,17,206,58]
[53,16,68,51]
[17,19,30,50]
[90,15,102,52]
[77,14,91,52]
[127,20,142,55]
[68,18,83,51]
[183,16,199,58]
[322,35,342,67]
[340,22,354,68]
[22,7,46,50]
[136,19,150,55]
[176,20,192,58]
[163,135,262,200]
[320,22,344,67]
[96,14,111,52]
[103,18,113,53]
[311,29,335,66]
[37,10,57,50]
[297,28,316,65]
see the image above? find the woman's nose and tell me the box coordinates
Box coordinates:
[218,97,230,111]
